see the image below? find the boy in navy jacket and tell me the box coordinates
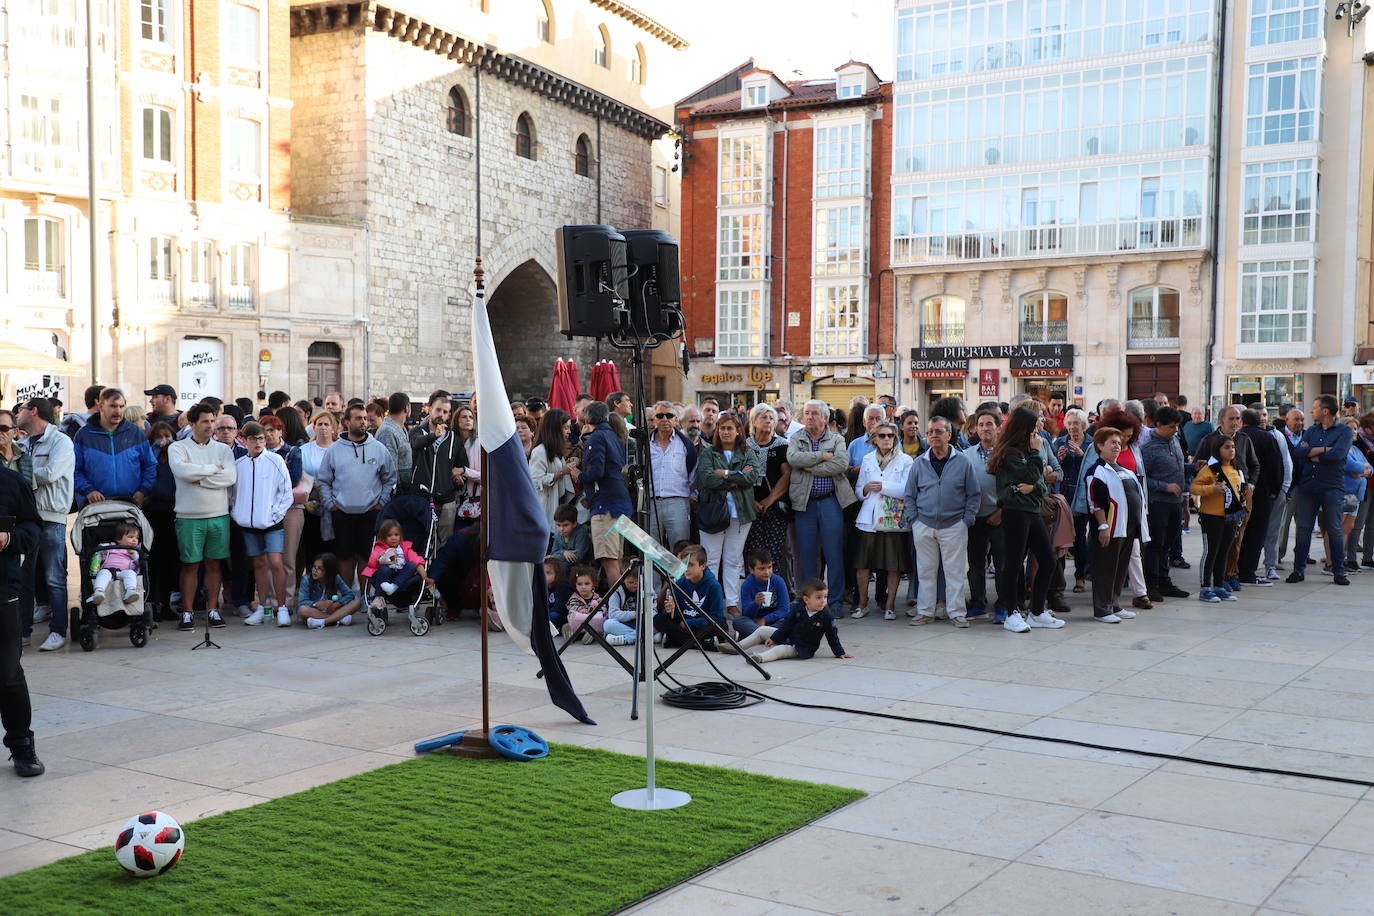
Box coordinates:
[655,544,726,648]
[731,578,852,663]
[733,549,792,638]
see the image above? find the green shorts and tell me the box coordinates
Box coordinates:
[175,515,231,563]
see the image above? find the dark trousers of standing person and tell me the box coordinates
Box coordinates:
[1292,488,1346,576]
[1069,512,1091,583]
[1092,536,1134,617]
[997,508,1054,614]
[842,500,861,604]
[966,516,1005,611]
[1,598,33,753]
[1198,514,1238,589]
[1237,491,1275,581]
[145,508,181,618]
[1347,488,1374,568]
[1144,500,1184,593]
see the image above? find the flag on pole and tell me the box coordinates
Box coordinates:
[473,289,594,725]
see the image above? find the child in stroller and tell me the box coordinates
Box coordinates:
[364,520,427,612]
[88,522,143,604]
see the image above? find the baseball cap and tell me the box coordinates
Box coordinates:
[1345,397,1359,407]
[144,384,176,398]
[525,397,547,411]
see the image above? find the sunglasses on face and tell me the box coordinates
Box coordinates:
[655,413,675,420]
[874,433,894,439]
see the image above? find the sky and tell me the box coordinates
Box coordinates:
[630,0,896,104]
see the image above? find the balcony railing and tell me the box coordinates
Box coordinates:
[22,267,65,297]
[1021,319,1069,344]
[921,323,966,346]
[1128,316,1181,348]
[188,281,216,308]
[894,217,1204,265]
[146,278,176,305]
[227,284,254,309]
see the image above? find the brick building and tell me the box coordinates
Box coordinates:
[676,61,893,411]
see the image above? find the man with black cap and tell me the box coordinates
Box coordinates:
[1345,398,1362,419]
[145,384,181,429]
[1,462,44,776]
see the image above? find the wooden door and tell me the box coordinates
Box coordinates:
[1126,355,1180,403]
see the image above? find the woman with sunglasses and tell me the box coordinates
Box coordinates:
[0,411,27,481]
[853,422,913,619]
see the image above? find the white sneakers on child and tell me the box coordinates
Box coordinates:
[380,582,398,595]
[306,617,325,629]
[605,634,632,646]
[38,632,65,651]
[1003,612,1031,633]
[1027,611,1065,629]
[276,607,292,627]
[337,615,353,626]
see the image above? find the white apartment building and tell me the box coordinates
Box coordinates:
[891,0,1223,412]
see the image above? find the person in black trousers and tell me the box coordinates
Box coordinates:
[1236,408,1284,586]
[1139,407,1190,600]
[1,465,44,776]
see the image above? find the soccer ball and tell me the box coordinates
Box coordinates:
[114,810,184,877]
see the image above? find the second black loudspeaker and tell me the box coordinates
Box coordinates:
[622,229,683,339]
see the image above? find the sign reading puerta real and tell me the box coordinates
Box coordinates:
[910,344,1074,379]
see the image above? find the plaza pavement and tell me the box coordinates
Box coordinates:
[5,529,1374,914]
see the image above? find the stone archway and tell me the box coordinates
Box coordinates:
[487,258,634,403]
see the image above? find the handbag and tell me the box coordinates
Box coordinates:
[458,492,481,519]
[873,495,909,533]
[292,472,314,507]
[696,495,730,534]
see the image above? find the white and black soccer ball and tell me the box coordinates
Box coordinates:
[114,810,184,878]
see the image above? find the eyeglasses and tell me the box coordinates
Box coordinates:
[874,433,895,439]
[655,413,675,420]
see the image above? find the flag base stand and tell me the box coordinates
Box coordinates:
[449,731,503,760]
[611,787,691,810]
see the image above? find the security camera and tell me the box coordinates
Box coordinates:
[1335,1,1348,19]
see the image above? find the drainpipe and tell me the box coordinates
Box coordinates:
[85,0,100,384]
[778,109,787,364]
[1203,0,1229,412]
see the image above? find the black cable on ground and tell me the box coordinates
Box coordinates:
[648,634,1374,788]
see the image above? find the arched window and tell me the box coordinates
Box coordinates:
[631,43,646,84]
[1019,291,1069,343]
[536,0,554,42]
[594,24,610,68]
[920,295,966,346]
[445,86,469,136]
[574,134,592,177]
[141,106,174,162]
[1128,286,1181,345]
[515,113,535,159]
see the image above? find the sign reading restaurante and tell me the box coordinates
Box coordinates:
[910,344,1074,378]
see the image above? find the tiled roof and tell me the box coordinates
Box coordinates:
[687,79,882,117]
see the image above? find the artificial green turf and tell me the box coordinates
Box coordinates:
[0,744,862,916]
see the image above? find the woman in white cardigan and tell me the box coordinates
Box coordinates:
[853,422,914,619]
[528,408,578,531]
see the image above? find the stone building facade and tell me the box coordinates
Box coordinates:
[289,1,682,400]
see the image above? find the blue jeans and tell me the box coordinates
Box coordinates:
[1292,487,1345,576]
[37,521,69,637]
[794,495,845,610]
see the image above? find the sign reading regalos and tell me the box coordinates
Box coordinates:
[178,338,226,408]
[910,344,1074,378]
[699,366,775,387]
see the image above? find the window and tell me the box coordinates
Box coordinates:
[1242,159,1315,245]
[226,118,261,179]
[445,86,469,136]
[1245,58,1319,147]
[1020,291,1069,343]
[226,3,260,66]
[18,92,79,177]
[574,134,592,177]
[22,217,64,295]
[814,206,864,276]
[189,240,214,305]
[514,113,535,159]
[140,0,170,43]
[744,85,768,108]
[813,284,864,358]
[631,43,646,85]
[226,243,254,309]
[716,288,765,360]
[653,165,669,207]
[141,107,173,162]
[718,135,765,205]
[920,295,966,345]
[1250,0,1321,47]
[1240,260,1311,344]
[536,0,553,42]
[718,213,767,280]
[594,25,609,68]
[814,123,865,198]
[147,235,175,304]
[1128,286,1181,344]
[836,79,863,99]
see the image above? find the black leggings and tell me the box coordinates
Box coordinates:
[1,599,33,749]
[1198,514,1238,588]
[997,508,1054,614]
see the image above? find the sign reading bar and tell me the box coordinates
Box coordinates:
[910,344,1074,378]
[979,369,999,398]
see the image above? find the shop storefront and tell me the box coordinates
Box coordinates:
[694,366,781,413]
[911,344,1075,413]
[1226,374,1301,409]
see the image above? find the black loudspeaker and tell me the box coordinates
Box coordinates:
[622,229,683,339]
[555,224,630,337]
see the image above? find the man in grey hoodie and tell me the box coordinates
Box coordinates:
[317,405,397,586]
[904,417,983,627]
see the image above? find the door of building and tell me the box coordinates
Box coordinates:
[307,341,342,402]
[1126,354,1179,403]
[812,379,876,410]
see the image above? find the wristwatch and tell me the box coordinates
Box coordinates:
[1097,523,1109,530]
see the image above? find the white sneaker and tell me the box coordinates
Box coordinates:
[87,589,105,604]
[1266,566,1280,580]
[883,609,897,621]
[32,604,51,623]
[380,582,398,595]
[1095,613,1122,624]
[337,615,353,626]
[1027,611,1065,629]
[306,617,325,629]
[243,608,266,626]
[38,631,66,651]
[605,634,631,646]
[1003,612,1030,633]
[1115,608,1138,619]
[276,607,292,627]
[850,606,869,619]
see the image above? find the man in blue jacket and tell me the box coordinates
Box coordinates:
[1286,395,1354,586]
[72,388,156,507]
[580,401,632,584]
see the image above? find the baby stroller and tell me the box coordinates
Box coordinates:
[68,500,154,651]
[363,492,443,637]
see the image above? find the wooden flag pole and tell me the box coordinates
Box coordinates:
[453,257,501,759]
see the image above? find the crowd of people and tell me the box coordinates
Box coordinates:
[1,380,1372,777]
